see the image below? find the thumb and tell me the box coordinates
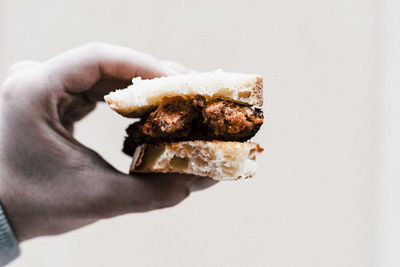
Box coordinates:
[84,151,197,218]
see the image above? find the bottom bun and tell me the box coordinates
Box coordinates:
[130,141,263,181]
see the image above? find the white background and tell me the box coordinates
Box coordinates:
[1,0,380,266]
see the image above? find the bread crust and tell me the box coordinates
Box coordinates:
[252,76,264,107]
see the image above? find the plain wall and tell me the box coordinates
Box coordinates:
[0,0,379,266]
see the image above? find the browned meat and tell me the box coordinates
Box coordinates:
[123,95,263,156]
[141,96,204,139]
[202,101,263,140]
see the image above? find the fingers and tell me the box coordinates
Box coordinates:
[83,78,132,102]
[41,42,181,95]
[131,173,196,209]
[74,146,218,219]
[5,44,192,105]
[85,61,192,102]
[93,170,196,218]
[188,177,218,192]
[3,44,192,124]
[103,173,218,218]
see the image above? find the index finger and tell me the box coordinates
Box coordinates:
[42,42,176,95]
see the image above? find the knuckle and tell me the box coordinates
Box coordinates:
[7,60,40,74]
[0,70,42,103]
[1,75,21,101]
[8,61,26,73]
[83,41,108,54]
[79,42,112,65]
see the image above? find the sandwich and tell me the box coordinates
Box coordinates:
[104,70,264,181]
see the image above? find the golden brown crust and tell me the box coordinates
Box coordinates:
[251,143,264,155]
[252,76,264,107]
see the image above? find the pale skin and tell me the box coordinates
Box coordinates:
[0,42,216,242]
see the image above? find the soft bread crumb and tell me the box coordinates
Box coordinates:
[130,141,263,181]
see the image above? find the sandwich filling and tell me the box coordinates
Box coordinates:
[123,95,263,156]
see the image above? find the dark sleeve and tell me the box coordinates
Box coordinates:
[0,203,20,266]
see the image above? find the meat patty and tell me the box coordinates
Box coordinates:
[202,101,263,140]
[123,95,263,156]
[123,96,204,155]
[141,95,205,139]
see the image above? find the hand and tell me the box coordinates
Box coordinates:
[0,42,217,242]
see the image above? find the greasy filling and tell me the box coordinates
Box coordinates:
[123,95,263,156]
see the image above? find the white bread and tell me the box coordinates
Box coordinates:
[105,70,263,117]
[130,141,263,181]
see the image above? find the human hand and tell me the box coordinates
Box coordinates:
[0,42,216,241]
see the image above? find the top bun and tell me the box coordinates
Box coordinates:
[104,70,263,118]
